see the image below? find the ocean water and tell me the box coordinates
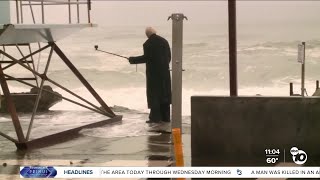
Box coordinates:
[4,23,320,114]
[2,2,320,140]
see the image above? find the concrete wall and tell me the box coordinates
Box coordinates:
[191,96,320,166]
[0,1,10,24]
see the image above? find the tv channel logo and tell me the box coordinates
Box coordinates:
[20,166,57,178]
[290,147,307,165]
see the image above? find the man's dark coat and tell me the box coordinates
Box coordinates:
[129,34,171,108]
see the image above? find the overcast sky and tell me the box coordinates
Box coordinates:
[91,1,320,26]
[6,1,320,26]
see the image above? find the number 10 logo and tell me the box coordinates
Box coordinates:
[290,147,307,165]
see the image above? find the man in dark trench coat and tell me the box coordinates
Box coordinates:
[128,27,171,123]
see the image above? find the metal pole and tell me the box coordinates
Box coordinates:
[28,0,36,24]
[16,44,39,86]
[41,0,44,24]
[301,42,305,97]
[16,0,20,24]
[290,82,293,96]
[26,46,54,141]
[28,44,39,86]
[68,0,71,24]
[0,63,25,143]
[0,131,18,143]
[77,0,80,23]
[228,0,238,96]
[87,0,91,23]
[20,0,24,24]
[316,80,319,90]
[169,13,187,131]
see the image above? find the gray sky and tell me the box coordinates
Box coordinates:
[91,1,320,26]
[7,1,320,26]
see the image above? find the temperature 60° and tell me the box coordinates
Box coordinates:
[266,157,278,164]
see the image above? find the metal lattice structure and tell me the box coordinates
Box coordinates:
[0,0,122,150]
[14,0,92,24]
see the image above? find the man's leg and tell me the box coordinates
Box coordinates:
[148,104,161,123]
[160,103,170,122]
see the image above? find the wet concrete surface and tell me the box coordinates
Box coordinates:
[0,110,191,180]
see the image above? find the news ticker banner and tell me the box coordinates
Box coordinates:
[20,166,320,178]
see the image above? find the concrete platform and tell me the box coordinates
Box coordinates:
[0,111,191,180]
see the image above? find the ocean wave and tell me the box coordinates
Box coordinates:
[80,116,158,138]
[243,40,320,51]
[242,46,278,51]
[47,69,145,89]
[102,33,143,40]
[237,40,320,59]
[185,42,209,48]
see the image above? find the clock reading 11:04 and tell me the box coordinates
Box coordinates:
[265,149,281,164]
[265,149,280,155]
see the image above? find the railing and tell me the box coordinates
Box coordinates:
[13,0,91,24]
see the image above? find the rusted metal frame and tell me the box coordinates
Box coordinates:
[16,45,34,70]
[3,44,50,70]
[1,50,111,117]
[0,63,25,143]
[26,46,54,141]
[4,74,108,116]
[51,42,115,117]
[36,43,42,72]
[0,50,41,74]
[0,131,19,143]
[16,115,122,150]
[1,43,29,47]
[1,46,5,60]
[0,61,33,64]
[47,79,113,117]
[28,44,39,86]
[6,78,36,81]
